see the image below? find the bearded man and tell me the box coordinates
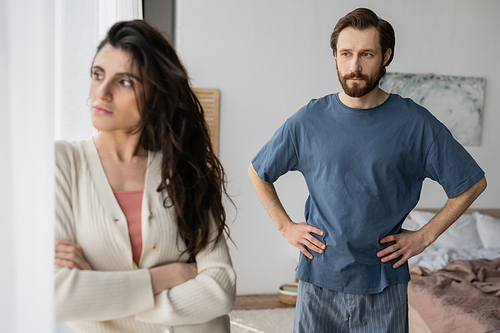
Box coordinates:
[248,7,486,333]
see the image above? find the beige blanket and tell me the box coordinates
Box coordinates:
[409,258,500,333]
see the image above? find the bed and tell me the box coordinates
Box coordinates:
[405,209,500,333]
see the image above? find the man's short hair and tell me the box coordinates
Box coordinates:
[330,8,395,67]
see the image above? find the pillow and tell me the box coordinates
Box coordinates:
[408,211,436,228]
[408,210,483,250]
[473,212,500,249]
[401,217,420,231]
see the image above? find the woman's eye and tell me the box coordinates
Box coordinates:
[120,79,132,87]
[363,53,372,57]
[92,72,103,80]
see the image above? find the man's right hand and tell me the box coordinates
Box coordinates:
[280,221,326,259]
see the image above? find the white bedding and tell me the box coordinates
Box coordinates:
[404,210,500,271]
[408,247,500,271]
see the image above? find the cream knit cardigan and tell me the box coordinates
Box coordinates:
[55,139,236,333]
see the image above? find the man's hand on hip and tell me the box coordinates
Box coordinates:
[377,229,428,269]
[378,177,487,269]
[280,221,326,260]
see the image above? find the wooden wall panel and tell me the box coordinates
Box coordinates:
[193,88,220,156]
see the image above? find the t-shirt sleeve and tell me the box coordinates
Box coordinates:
[251,120,299,184]
[423,126,485,198]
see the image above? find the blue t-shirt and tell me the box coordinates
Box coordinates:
[251,93,485,294]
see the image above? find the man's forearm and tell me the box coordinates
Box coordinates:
[248,164,292,231]
[248,163,325,259]
[419,176,487,246]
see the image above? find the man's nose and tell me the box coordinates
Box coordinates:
[348,57,361,73]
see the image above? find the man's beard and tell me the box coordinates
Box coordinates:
[337,62,386,98]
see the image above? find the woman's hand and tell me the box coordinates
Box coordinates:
[149,262,198,295]
[55,240,93,270]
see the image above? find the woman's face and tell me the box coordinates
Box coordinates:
[89,44,144,133]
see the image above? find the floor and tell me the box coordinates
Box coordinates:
[56,294,292,333]
[231,294,296,332]
[230,308,295,333]
[234,294,295,310]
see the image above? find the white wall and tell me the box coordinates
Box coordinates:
[175,0,500,294]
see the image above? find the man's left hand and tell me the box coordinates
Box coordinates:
[377,229,429,269]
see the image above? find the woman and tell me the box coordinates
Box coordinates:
[54,20,236,333]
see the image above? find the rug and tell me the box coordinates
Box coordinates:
[230,308,295,333]
[56,308,296,333]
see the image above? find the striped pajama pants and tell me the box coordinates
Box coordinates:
[293,280,408,333]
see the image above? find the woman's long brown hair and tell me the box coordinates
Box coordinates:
[95,20,231,260]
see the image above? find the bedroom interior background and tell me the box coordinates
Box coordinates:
[53,0,500,298]
[3,1,498,331]
[173,0,500,295]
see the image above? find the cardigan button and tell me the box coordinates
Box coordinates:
[114,219,119,222]
[163,330,171,333]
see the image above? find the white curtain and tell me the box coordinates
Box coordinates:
[99,0,144,43]
[0,0,142,331]
[0,0,55,332]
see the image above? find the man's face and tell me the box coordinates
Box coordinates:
[335,26,389,98]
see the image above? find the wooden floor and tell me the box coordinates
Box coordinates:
[234,294,295,310]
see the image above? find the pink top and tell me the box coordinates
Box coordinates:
[114,190,143,266]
